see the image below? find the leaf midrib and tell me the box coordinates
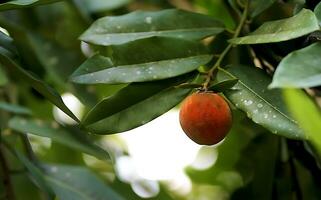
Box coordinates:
[221,68,297,123]
[83,27,223,37]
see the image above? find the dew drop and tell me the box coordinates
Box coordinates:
[51,166,58,173]
[244,100,253,106]
[257,103,263,108]
[145,16,153,24]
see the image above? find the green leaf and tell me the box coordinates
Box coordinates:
[83,74,195,134]
[270,42,321,88]
[13,150,55,199]
[209,79,238,92]
[0,31,17,56]
[0,0,62,11]
[79,0,131,13]
[229,9,319,44]
[0,53,79,122]
[315,2,321,26]
[8,117,109,160]
[217,65,304,139]
[249,0,276,18]
[283,89,321,154]
[71,37,212,84]
[80,9,225,46]
[0,102,32,115]
[195,0,235,29]
[12,153,123,200]
[43,164,124,200]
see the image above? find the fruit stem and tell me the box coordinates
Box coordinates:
[202,0,249,90]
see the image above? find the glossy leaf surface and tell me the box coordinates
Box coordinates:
[230,9,319,44]
[80,9,224,45]
[217,65,304,139]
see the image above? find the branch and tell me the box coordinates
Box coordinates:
[202,0,249,90]
[0,144,15,200]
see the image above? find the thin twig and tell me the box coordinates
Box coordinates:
[202,0,249,90]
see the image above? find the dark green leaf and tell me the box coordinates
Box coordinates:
[283,89,321,154]
[13,150,55,199]
[71,37,212,84]
[0,31,17,56]
[83,74,195,134]
[230,9,319,44]
[209,79,238,92]
[315,2,321,26]
[8,117,109,160]
[0,53,79,122]
[217,65,304,139]
[270,42,321,88]
[43,164,124,200]
[80,9,225,46]
[0,0,62,11]
[0,102,32,115]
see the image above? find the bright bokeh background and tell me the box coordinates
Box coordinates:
[51,93,218,198]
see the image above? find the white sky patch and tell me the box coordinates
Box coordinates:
[117,109,201,181]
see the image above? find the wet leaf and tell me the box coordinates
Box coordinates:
[80,9,224,46]
[217,65,304,139]
[71,37,212,84]
[230,9,319,44]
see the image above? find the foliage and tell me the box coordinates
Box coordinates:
[0,0,320,199]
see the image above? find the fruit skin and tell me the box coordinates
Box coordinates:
[179,92,232,145]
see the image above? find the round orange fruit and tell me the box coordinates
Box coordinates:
[179,92,232,145]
